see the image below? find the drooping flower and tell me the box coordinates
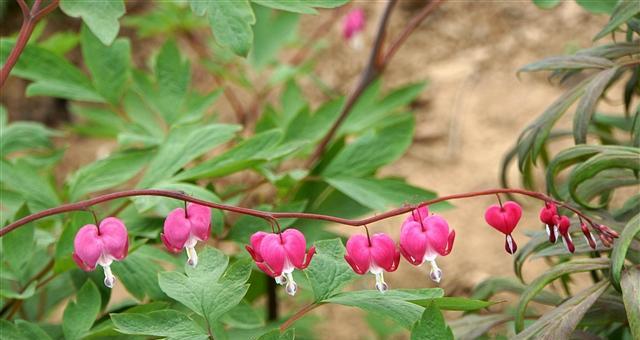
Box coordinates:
[484,201,522,254]
[539,202,559,243]
[581,222,597,249]
[556,215,574,253]
[344,232,400,292]
[161,203,211,267]
[399,207,455,283]
[245,228,315,296]
[73,217,129,288]
[342,8,365,48]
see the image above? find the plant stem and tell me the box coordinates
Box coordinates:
[305,0,398,167]
[266,277,278,321]
[280,302,320,331]
[0,0,59,88]
[1,188,602,238]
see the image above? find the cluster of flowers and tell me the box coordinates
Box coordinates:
[72,199,616,294]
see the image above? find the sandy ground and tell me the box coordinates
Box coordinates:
[1,0,615,338]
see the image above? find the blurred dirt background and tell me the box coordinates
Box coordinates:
[1,0,613,338]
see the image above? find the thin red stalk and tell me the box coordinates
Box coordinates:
[0,0,59,88]
[381,0,444,67]
[305,0,398,167]
[280,302,321,331]
[1,188,599,237]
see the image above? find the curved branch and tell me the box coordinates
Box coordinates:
[1,188,600,237]
[305,0,398,167]
[0,0,59,88]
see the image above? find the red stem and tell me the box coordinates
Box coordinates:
[1,188,598,237]
[280,302,321,331]
[0,0,59,88]
[305,0,398,167]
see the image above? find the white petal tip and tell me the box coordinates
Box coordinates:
[285,281,297,296]
[375,281,389,293]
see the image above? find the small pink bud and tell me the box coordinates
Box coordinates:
[539,202,559,243]
[581,222,597,249]
[161,203,211,267]
[342,8,365,48]
[245,228,315,296]
[484,201,522,255]
[72,217,129,288]
[556,216,574,253]
[399,210,454,283]
[344,233,400,292]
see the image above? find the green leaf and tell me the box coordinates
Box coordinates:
[155,40,191,124]
[518,55,615,73]
[326,177,438,211]
[190,0,255,57]
[304,238,358,301]
[257,328,295,340]
[2,204,34,269]
[621,266,640,338]
[111,247,166,301]
[0,40,102,102]
[158,247,250,324]
[532,0,561,9]
[610,214,640,291]
[472,277,562,305]
[323,114,415,177]
[410,303,453,340]
[576,0,618,13]
[326,289,444,329]
[515,280,609,339]
[80,25,130,105]
[62,280,101,340]
[341,82,426,135]
[14,320,52,340]
[138,123,241,187]
[250,4,299,68]
[449,314,511,340]
[60,0,125,45]
[410,297,499,311]
[514,258,610,332]
[39,30,80,55]
[284,98,343,144]
[0,160,60,211]
[251,0,315,14]
[173,129,286,180]
[0,120,56,157]
[68,149,151,201]
[517,76,592,170]
[0,280,36,299]
[111,309,208,340]
[573,67,619,144]
[568,150,640,208]
[221,301,265,329]
[0,320,48,340]
[545,145,630,199]
[593,0,640,40]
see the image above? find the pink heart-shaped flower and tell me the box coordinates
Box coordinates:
[484,201,522,235]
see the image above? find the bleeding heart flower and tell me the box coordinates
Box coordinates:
[540,202,559,243]
[161,203,211,267]
[399,207,455,283]
[245,228,315,296]
[343,8,365,49]
[556,215,575,253]
[73,217,129,288]
[581,222,597,249]
[484,201,522,254]
[344,232,400,293]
